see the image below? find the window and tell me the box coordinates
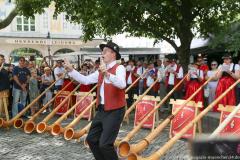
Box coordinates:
[16,16,35,31]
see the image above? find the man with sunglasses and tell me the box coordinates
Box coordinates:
[12,57,30,117]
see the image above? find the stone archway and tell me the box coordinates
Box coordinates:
[53,48,75,55]
[10,47,43,65]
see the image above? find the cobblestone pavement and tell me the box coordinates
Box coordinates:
[0,114,191,160]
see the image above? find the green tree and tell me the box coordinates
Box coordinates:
[0,0,51,29]
[209,21,240,56]
[1,1,239,70]
[53,0,240,71]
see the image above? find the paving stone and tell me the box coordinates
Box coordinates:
[0,112,214,160]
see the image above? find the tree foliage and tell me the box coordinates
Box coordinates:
[209,21,240,55]
[1,0,240,70]
[0,0,51,30]
[53,0,240,70]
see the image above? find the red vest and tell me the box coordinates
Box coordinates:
[149,68,160,92]
[96,64,126,111]
[165,65,182,90]
[126,66,138,87]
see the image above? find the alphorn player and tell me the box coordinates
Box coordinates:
[0,54,10,120]
[64,41,126,160]
[213,53,240,112]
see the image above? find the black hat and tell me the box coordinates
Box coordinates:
[99,41,121,60]
[57,59,63,63]
[222,53,232,59]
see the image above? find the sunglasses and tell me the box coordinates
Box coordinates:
[211,64,217,66]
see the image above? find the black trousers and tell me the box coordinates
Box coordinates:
[86,105,125,160]
[127,85,137,107]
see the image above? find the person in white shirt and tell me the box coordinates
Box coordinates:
[214,54,240,112]
[165,57,183,99]
[237,59,240,104]
[54,60,64,90]
[206,61,219,105]
[142,62,160,96]
[126,60,138,106]
[136,61,147,95]
[185,62,204,108]
[64,41,126,160]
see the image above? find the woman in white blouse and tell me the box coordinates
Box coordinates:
[214,54,240,112]
[206,61,219,105]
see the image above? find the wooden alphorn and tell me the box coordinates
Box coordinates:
[50,85,97,136]
[21,80,74,134]
[63,69,143,141]
[36,84,81,133]
[0,79,57,128]
[64,122,92,141]
[128,78,240,160]
[118,74,188,157]
[124,70,220,158]
[209,103,240,138]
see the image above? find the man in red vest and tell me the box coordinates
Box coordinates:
[65,41,126,160]
[126,59,138,106]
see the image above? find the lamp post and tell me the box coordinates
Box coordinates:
[47,32,51,66]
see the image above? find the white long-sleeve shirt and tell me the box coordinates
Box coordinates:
[166,64,183,85]
[68,61,126,104]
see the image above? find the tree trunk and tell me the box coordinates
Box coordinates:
[177,43,191,73]
[0,8,18,30]
[177,28,193,73]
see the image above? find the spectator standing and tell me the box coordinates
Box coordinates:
[206,61,219,105]
[12,57,30,117]
[0,54,10,119]
[54,60,64,90]
[41,67,54,113]
[29,70,39,116]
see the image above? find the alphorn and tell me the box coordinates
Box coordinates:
[64,71,142,142]
[0,79,57,128]
[21,80,74,134]
[209,103,240,138]
[62,100,96,139]
[50,85,97,136]
[123,70,220,158]
[36,84,81,133]
[118,74,188,157]
[128,78,240,160]
[65,122,92,140]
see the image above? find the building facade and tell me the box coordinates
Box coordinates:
[0,0,102,63]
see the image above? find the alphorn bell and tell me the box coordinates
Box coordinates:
[63,100,96,139]
[50,85,97,136]
[124,70,220,158]
[0,79,57,128]
[118,74,188,157]
[128,78,240,160]
[36,84,81,133]
[22,80,74,134]
[65,122,92,140]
